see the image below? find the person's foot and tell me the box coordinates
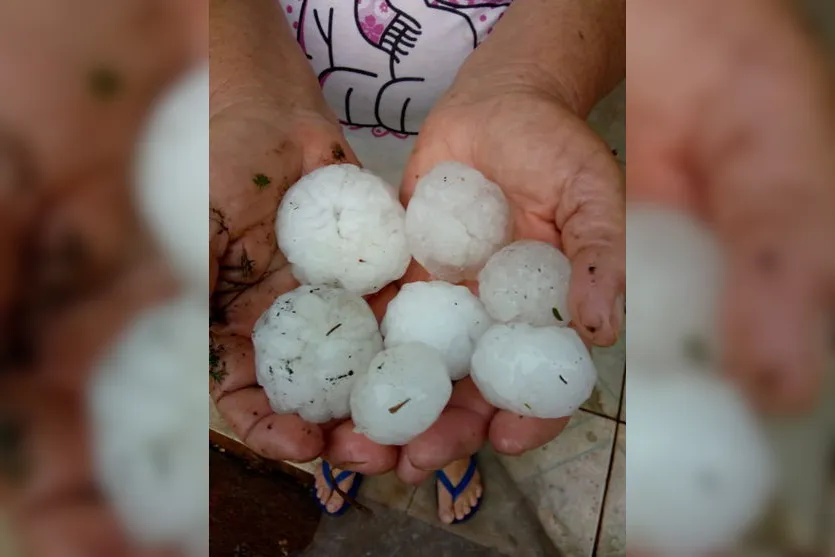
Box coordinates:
[437,457,482,524]
[314,461,360,514]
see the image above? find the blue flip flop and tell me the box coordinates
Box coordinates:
[315,460,364,517]
[435,455,482,525]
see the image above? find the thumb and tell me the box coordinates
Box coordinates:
[557,155,626,346]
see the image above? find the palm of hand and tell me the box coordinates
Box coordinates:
[403,91,625,345]
[392,91,625,470]
[209,104,370,461]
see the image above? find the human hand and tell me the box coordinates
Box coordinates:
[627,0,835,412]
[0,1,198,555]
[209,91,403,471]
[325,82,625,483]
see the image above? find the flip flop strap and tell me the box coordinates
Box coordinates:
[437,456,477,501]
[322,460,354,490]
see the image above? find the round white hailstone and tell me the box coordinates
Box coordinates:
[89,294,208,557]
[627,203,722,372]
[405,161,511,283]
[276,164,410,295]
[470,323,596,418]
[350,343,453,445]
[627,369,775,556]
[134,62,208,294]
[252,285,383,423]
[478,240,572,327]
[380,281,492,381]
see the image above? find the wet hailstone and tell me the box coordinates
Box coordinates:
[276,164,411,296]
[350,343,453,445]
[470,323,597,418]
[381,281,492,380]
[252,285,383,423]
[89,295,208,557]
[478,240,572,326]
[626,369,775,556]
[405,162,511,283]
[626,203,722,372]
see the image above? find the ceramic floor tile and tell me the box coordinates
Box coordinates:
[516,413,616,557]
[582,332,625,419]
[587,80,626,166]
[361,471,417,512]
[595,424,625,557]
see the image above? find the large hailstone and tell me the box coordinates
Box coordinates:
[470,323,597,418]
[405,162,511,283]
[627,369,775,556]
[89,295,208,557]
[276,164,410,295]
[350,343,453,445]
[252,285,383,423]
[478,240,572,326]
[134,62,208,294]
[381,281,492,380]
[627,203,722,371]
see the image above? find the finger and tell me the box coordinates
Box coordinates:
[706,103,835,411]
[720,214,832,412]
[556,156,626,346]
[395,455,432,486]
[215,388,324,463]
[211,334,324,463]
[400,378,493,477]
[401,408,488,475]
[489,412,571,456]
[325,420,399,475]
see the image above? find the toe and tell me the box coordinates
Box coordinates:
[469,491,479,507]
[455,501,471,522]
[325,491,344,514]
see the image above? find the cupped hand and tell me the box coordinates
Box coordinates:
[627,0,835,412]
[327,85,625,483]
[209,97,400,470]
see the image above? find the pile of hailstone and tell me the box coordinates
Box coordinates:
[626,204,775,557]
[252,162,598,446]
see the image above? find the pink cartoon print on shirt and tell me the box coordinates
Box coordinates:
[280,0,510,136]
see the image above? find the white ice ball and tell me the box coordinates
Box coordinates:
[134,63,208,294]
[478,240,572,326]
[627,203,722,371]
[276,164,410,296]
[470,323,597,418]
[627,369,775,556]
[252,285,383,423]
[381,281,492,380]
[350,343,453,445]
[89,294,208,557]
[405,162,511,283]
